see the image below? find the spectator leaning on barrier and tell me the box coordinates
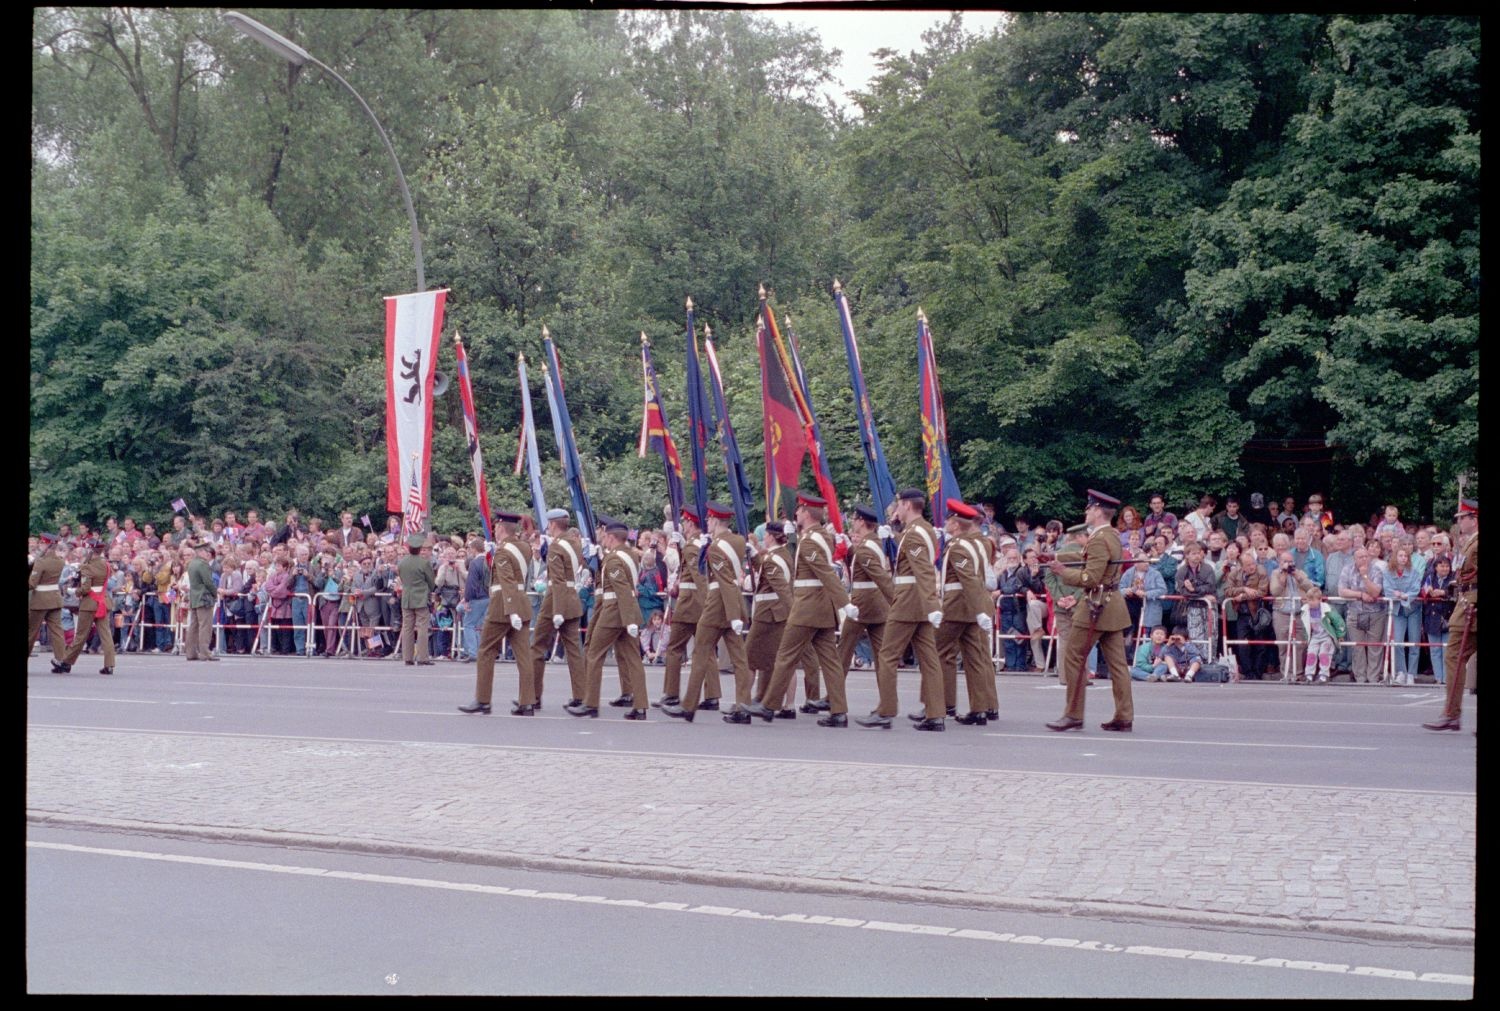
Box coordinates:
[1221,549,1272,679]
[1022,547,1050,670]
[1382,546,1423,686]
[1119,553,1166,654]
[1174,541,1218,648]
[1419,554,1455,684]
[1338,547,1385,684]
[1290,525,1325,589]
[1268,548,1315,680]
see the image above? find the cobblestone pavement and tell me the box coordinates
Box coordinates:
[26,727,1473,943]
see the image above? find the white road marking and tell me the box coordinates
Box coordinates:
[982,733,1378,751]
[175,682,372,692]
[1141,715,1430,728]
[28,696,158,705]
[25,723,1475,796]
[25,840,1472,989]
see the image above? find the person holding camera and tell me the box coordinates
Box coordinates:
[1268,549,1316,681]
[1337,546,1386,683]
[1174,541,1219,652]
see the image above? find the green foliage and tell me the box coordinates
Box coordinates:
[31,10,1479,530]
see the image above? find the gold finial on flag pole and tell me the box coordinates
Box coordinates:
[541,324,551,340]
[641,331,650,347]
[917,307,927,323]
[758,283,767,300]
[686,296,694,312]
[832,278,843,294]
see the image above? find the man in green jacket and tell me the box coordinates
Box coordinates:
[185,541,219,661]
[398,534,437,666]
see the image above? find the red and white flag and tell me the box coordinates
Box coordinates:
[385,289,448,515]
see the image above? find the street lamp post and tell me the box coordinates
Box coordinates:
[224,11,426,292]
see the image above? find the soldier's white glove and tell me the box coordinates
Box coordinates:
[927,610,943,628]
[663,521,675,535]
[976,613,993,631]
[670,530,684,546]
[484,541,497,555]
[877,525,892,540]
[627,623,639,638]
[552,613,564,629]
[510,613,522,630]
[731,618,744,635]
[782,522,795,537]
[836,533,851,548]
[842,603,859,623]
[583,540,599,559]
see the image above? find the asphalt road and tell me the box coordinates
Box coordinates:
[26,653,1477,794]
[26,825,1473,997]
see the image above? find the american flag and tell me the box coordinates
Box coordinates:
[402,465,425,534]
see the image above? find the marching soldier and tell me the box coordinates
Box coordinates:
[665,502,751,723]
[747,493,857,727]
[1046,489,1135,732]
[653,509,722,711]
[838,504,895,710]
[397,533,437,665]
[745,521,794,714]
[569,518,650,720]
[1044,524,1090,679]
[461,512,538,715]
[936,499,1000,725]
[30,534,70,669]
[183,541,219,662]
[1424,499,1478,733]
[57,538,117,675]
[529,508,588,709]
[856,488,948,731]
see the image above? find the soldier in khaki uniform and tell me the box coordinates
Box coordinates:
[1046,489,1135,732]
[529,508,587,708]
[183,541,219,662]
[665,502,750,723]
[839,504,895,705]
[30,534,69,669]
[59,538,117,675]
[857,488,948,731]
[746,493,854,726]
[461,512,538,715]
[744,521,793,715]
[569,518,649,720]
[397,534,437,665]
[936,499,1000,725]
[653,509,721,711]
[1424,499,1478,732]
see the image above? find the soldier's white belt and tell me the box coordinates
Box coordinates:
[489,583,524,593]
[35,584,60,592]
[943,582,963,592]
[893,576,917,585]
[851,581,877,590]
[601,591,618,600]
[792,579,823,588]
[707,581,720,589]
[753,592,780,602]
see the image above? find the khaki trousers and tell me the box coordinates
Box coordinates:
[937,619,997,713]
[63,608,117,667]
[661,619,717,700]
[838,619,889,697]
[682,621,747,711]
[1442,604,1477,720]
[531,616,585,703]
[28,608,68,661]
[1061,622,1133,723]
[877,620,944,718]
[184,604,214,660]
[399,607,431,662]
[761,623,844,714]
[477,616,537,706]
[582,624,648,710]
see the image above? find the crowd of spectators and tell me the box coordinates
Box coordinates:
[30,490,1466,687]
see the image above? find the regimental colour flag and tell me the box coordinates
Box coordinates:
[704,329,754,539]
[453,334,493,541]
[637,334,686,522]
[683,298,713,530]
[514,353,550,530]
[756,296,808,521]
[917,309,962,528]
[540,327,596,538]
[833,280,897,525]
[385,289,449,514]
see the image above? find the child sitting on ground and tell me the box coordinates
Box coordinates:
[1130,626,1170,681]
[1297,584,1344,684]
[1162,626,1205,682]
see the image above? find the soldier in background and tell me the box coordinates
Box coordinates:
[569,518,649,720]
[665,503,749,723]
[653,509,721,712]
[529,508,587,709]
[30,534,70,669]
[936,500,999,726]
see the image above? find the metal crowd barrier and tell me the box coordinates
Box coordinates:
[1217,595,1405,684]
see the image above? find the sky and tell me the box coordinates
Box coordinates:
[749,7,1010,112]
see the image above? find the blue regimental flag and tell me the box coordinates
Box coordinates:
[917,309,961,528]
[513,352,549,531]
[540,327,596,539]
[781,310,843,534]
[683,298,712,531]
[638,334,686,522]
[833,281,897,526]
[703,329,753,539]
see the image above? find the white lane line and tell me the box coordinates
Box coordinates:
[28,696,158,705]
[24,841,1472,988]
[25,723,1476,796]
[174,682,372,692]
[1143,715,1427,728]
[981,734,1378,752]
